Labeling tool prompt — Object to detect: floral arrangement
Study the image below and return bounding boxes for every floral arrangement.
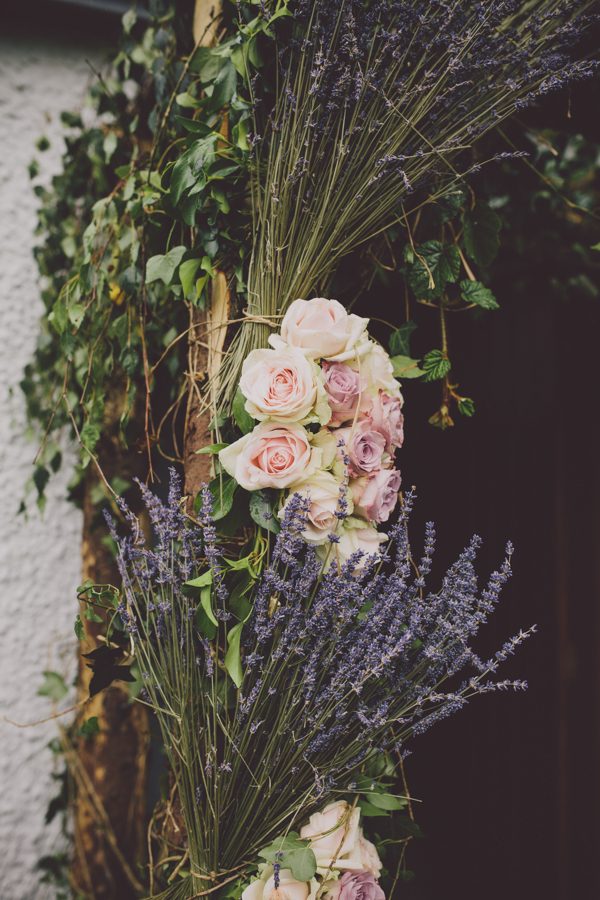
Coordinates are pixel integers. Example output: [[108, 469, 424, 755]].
[[242, 801, 384, 899], [91, 455, 534, 896], [55, 0, 597, 894], [218, 298, 404, 567]]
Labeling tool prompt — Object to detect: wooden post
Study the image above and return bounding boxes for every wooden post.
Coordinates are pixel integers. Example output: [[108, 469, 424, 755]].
[[71, 390, 149, 899], [184, 0, 230, 499]]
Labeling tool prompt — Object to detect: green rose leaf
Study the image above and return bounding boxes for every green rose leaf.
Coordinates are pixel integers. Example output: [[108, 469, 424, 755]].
[[363, 791, 408, 811], [390, 355, 424, 380], [421, 349, 451, 382], [209, 475, 237, 521], [259, 834, 317, 883], [249, 489, 281, 534], [146, 246, 187, 286], [232, 387, 255, 434], [459, 279, 499, 310], [458, 397, 476, 417], [224, 621, 244, 688]]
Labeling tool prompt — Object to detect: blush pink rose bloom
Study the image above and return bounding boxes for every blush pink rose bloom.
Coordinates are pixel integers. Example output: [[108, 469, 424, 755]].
[[240, 348, 329, 425], [336, 421, 387, 476], [351, 468, 401, 524], [219, 422, 317, 491], [360, 342, 399, 395], [357, 834, 383, 879], [322, 362, 364, 425], [281, 471, 351, 545], [242, 868, 310, 900], [270, 298, 369, 361], [364, 391, 404, 451]]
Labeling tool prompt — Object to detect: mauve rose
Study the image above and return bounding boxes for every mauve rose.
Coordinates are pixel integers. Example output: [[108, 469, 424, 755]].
[[323, 362, 363, 425], [364, 391, 404, 450], [351, 469, 401, 523], [219, 422, 318, 491], [336, 420, 387, 476], [270, 298, 369, 361], [338, 871, 385, 900], [240, 347, 328, 424]]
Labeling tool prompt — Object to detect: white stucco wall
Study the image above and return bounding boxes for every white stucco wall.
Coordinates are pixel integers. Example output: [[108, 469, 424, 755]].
[[0, 33, 105, 899]]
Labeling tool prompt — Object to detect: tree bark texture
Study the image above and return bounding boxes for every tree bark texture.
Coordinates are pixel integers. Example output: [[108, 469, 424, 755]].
[[71, 389, 149, 900]]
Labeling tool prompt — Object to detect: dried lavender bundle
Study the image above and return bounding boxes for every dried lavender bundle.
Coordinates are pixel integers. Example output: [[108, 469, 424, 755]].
[[106, 471, 533, 889], [217, 0, 596, 408]]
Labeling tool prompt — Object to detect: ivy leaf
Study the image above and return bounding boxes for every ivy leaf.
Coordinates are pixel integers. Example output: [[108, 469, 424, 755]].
[[389, 321, 417, 357], [421, 349, 451, 382], [463, 203, 501, 267], [169, 137, 216, 207], [232, 388, 255, 434], [146, 246, 186, 286], [408, 240, 461, 298], [82, 646, 135, 697], [207, 60, 238, 111], [209, 475, 237, 520], [259, 834, 317, 883], [79, 716, 100, 739], [74, 615, 84, 641], [459, 279, 499, 310], [38, 670, 68, 702], [179, 257, 203, 299], [390, 355, 423, 380], [249, 489, 281, 534]]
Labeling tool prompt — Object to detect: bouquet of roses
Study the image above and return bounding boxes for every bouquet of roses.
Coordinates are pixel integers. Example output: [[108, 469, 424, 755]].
[[242, 801, 385, 900], [218, 297, 404, 567]]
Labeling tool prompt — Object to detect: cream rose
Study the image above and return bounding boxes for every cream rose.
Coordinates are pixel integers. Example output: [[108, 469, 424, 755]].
[[318, 519, 388, 571], [242, 867, 310, 900], [300, 801, 361, 868], [219, 422, 319, 491], [282, 470, 352, 545], [240, 348, 330, 425], [270, 298, 369, 361], [358, 342, 400, 396]]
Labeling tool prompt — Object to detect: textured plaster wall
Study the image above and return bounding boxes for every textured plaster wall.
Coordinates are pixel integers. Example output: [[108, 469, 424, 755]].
[[0, 33, 104, 899]]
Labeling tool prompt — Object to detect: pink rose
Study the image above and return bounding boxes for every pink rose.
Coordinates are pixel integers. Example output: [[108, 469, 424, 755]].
[[364, 391, 404, 450], [240, 348, 330, 425], [336, 421, 387, 476], [351, 469, 401, 523], [338, 871, 385, 900], [323, 362, 364, 425], [270, 298, 369, 361], [219, 422, 318, 491], [281, 471, 351, 545]]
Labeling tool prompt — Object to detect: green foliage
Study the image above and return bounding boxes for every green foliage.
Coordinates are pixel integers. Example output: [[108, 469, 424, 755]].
[[38, 670, 69, 702], [258, 833, 317, 882]]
